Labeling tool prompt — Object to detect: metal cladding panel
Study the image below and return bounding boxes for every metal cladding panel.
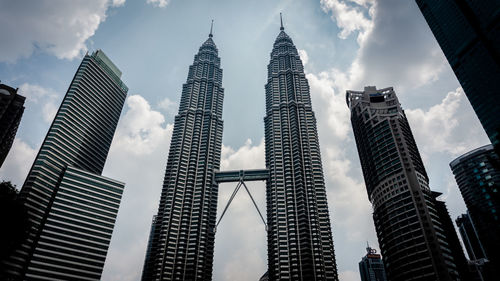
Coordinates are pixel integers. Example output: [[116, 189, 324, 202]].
[[26, 166, 124, 281], [264, 30, 338, 281], [1, 51, 127, 280], [143, 36, 224, 281]]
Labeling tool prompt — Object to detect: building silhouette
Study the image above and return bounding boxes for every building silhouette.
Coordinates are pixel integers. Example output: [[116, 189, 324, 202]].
[[456, 213, 487, 261], [141, 27, 224, 281], [415, 0, 500, 150], [0, 83, 25, 167], [347, 86, 459, 281], [263, 17, 338, 280], [450, 145, 500, 271], [456, 213, 490, 280], [432, 191, 473, 281], [0, 50, 128, 280], [358, 245, 387, 281]]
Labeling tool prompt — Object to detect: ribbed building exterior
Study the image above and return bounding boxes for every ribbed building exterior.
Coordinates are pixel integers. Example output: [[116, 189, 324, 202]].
[[450, 145, 500, 271], [347, 86, 459, 281], [263, 23, 338, 280], [415, 0, 500, 149], [358, 246, 387, 281], [0, 83, 25, 167], [0, 50, 127, 280], [141, 31, 224, 281]]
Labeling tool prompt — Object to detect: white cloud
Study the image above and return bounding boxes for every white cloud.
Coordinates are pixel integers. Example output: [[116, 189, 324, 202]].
[[147, 0, 170, 8], [0, 138, 38, 188], [320, 0, 375, 43], [298, 49, 309, 66], [320, 0, 447, 93], [157, 97, 177, 114], [112, 95, 173, 155], [112, 0, 126, 7], [101, 94, 173, 281], [0, 0, 124, 62], [215, 139, 267, 281], [18, 83, 59, 123], [406, 87, 487, 158]]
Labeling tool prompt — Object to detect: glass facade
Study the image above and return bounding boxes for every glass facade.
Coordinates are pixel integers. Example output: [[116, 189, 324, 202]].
[[450, 144, 500, 272], [1, 50, 127, 280]]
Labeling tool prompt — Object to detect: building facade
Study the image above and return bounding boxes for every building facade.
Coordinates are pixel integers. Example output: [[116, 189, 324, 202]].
[[415, 0, 500, 149], [456, 213, 491, 281], [0, 83, 25, 167], [450, 145, 500, 270], [358, 245, 387, 281], [0, 50, 127, 280], [347, 86, 459, 280], [141, 31, 224, 281], [456, 213, 486, 261], [263, 21, 338, 280]]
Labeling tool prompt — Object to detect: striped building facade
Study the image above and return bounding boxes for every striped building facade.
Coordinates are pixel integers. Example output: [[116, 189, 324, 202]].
[[263, 23, 339, 280], [141, 31, 224, 280], [1, 50, 127, 280]]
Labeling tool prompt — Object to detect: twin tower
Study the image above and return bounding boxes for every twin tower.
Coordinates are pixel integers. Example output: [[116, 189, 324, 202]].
[[141, 20, 339, 280]]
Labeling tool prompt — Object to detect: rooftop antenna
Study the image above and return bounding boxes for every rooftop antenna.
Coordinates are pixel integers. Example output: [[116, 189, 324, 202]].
[[280, 13, 284, 31], [209, 19, 214, 38]]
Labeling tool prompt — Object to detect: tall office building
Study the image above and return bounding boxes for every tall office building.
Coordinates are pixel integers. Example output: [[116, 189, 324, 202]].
[[0, 83, 25, 167], [415, 0, 500, 149], [0, 50, 127, 280], [450, 145, 500, 268], [456, 213, 491, 281], [263, 19, 338, 280], [347, 86, 459, 280], [432, 192, 472, 281], [141, 29, 224, 280], [456, 213, 486, 261], [358, 245, 387, 281]]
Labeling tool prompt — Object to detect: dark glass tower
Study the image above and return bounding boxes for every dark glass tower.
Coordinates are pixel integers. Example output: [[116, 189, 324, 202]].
[[0, 83, 25, 167], [358, 245, 387, 281], [142, 30, 224, 281], [263, 19, 338, 280], [450, 145, 500, 270], [0, 50, 127, 280], [347, 86, 459, 281], [456, 213, 487, 261], [415, 0, 500, 149]]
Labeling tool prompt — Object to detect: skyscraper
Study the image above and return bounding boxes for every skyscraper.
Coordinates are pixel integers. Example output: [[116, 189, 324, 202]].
[[0, 83, 25, 167], [415, 0, 500, 149], [347, 86, 459, 281], [450, 145, 500, 269], [0, 50, 127, 280], [263, 17, 338, 280], [142, 27, 224, 280], [358, 245, 387, 281], [456, 213, 487, 261], [456, 213, 490, 281]]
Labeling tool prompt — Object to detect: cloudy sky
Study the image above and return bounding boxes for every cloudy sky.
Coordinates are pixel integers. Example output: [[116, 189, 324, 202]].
[[0, 0, 490, 280]]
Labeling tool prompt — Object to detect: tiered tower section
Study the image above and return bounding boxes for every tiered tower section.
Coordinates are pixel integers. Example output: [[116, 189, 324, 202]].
[[264, 23, 338, 280], [142, 32, 224, 281]]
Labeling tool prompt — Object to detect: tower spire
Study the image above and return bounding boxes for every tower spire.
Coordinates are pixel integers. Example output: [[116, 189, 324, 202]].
[[280, 13, 284, 31], [209, 19, 214, 38]]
